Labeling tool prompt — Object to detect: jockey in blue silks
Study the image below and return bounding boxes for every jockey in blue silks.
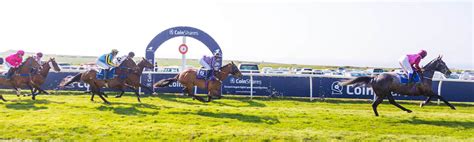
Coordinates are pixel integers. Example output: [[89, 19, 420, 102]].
[[96, 49, 119, 79]]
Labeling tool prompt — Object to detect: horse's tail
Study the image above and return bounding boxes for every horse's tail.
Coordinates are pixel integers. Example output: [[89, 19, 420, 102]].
[[340, 76, 373, 86], [153, 74, 179, 88], [59, 73, 82, 88]]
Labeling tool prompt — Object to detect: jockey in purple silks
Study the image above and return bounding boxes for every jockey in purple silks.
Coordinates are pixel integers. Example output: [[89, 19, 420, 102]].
[[398, 50, 427, 84], [199, 49, 222, 80], [33, 52, 44, 65]]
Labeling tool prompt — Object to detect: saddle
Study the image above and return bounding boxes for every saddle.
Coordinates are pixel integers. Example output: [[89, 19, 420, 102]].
[[196, 69, 213, 80], [96, 68, 116, 80], [399, 72, 421, 84]]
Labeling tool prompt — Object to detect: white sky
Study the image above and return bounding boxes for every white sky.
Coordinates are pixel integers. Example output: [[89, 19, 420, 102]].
[[0, 0, 472, 69]]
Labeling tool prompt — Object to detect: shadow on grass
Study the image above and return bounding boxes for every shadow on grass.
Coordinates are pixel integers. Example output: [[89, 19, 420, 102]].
[[155, 94, 208, 106], [111, 102, 166, 110], [170, 111, 280, 124], [4, 99, 58, 110], [398, 117, 474, 129], [96, 105, 159, 116], [211, 99, 266, 107]]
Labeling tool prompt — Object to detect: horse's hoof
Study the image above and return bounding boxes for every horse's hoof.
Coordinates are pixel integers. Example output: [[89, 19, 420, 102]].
[[105, 102, 111, 105], [406, 110, 413, 113], [115, 96, 121, 98], [419, 103, 424, 107], [451, 107, 456, 110]]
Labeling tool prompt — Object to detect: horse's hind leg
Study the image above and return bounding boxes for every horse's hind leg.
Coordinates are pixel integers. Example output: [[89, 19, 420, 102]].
[[94, 89, 110, 104], [115, 89, 125, 98], [372, 95, 384, 116], [90, 93, 95, 101], [187, 86, 206, 102], [420, 96, 432, 107], [0, 95, 7, 102], [387, 95, 412, 113], [182, 88, 189, 96], [207, 96, 212, 102]]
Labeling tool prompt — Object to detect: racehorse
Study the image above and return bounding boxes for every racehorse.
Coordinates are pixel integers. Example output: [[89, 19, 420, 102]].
[[0, 57, 42, 101], [59, 58, 138, 104], [154, 62, 243, 102], [340, 55, 455, 116], [113, 58, 154, 100], [27, 58, 61, 98]]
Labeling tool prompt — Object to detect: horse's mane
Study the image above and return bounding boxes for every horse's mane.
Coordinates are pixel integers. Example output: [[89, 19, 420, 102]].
[[18, 56, 33, 68], [219, 63, 232, 69], [119, 58, 136, 67], [422, 57, 439, 70]]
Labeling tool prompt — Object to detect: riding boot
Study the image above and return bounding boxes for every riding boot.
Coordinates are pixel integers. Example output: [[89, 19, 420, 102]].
[[407, 73, 414, 84], [103, 69, 109, 80], [5, 68, 14, 79]]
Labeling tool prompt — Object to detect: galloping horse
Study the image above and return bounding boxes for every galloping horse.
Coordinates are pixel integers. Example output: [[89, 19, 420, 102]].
[[154, 62, 243, 102], [0, 57, 42, 101], [27, 58, 61, 98], [59, 58, 138, 104], [341, 56, 455, 116], [114, 58, 154, 101]]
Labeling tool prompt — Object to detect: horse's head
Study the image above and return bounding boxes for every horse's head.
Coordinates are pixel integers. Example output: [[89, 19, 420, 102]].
[[138, 57, 154, 69], [49, 57, 61, 72], [425, 55, 451, 78], [221, 61, 243, 78]]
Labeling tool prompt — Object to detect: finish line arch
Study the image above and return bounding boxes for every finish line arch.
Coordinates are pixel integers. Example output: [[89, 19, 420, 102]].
[[145, 26, 223, 67]]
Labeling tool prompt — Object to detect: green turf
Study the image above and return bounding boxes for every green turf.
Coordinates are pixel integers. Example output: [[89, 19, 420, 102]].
[[0, 92, 473, 141]]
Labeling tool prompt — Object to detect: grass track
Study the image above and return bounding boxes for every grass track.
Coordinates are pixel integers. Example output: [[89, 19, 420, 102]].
[[0, 92, 473, 141]]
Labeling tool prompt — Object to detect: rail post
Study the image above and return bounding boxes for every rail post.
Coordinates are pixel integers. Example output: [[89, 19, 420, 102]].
[[310, 75, 313, 101], [250, 71, 253, 100], [437, 80, 443, 105]]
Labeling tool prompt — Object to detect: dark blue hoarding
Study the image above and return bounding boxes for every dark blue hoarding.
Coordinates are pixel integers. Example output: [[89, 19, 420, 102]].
[[1, 72, 473, 102]]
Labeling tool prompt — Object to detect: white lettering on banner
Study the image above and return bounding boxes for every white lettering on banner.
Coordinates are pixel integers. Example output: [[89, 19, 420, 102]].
[[223, 86, 268, 90], [331, 81, 404, 96], [66, 82, 90, 90], [346, 85, 374, 96], [168, 82, 184, 88], [168, 29, 199, 36], [229, 78, 262, 85], [147, 47, 154, 51]]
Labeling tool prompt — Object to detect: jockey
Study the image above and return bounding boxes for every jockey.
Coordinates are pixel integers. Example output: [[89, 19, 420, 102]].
[[33, 52, 44, 65], [398, 50, 427, 83], [96, 49, 119, 79], [200, 50, 222, 71], [199, 49, 222, 79], [113, 52, 135, 65], [3, 50, 25, 79]]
